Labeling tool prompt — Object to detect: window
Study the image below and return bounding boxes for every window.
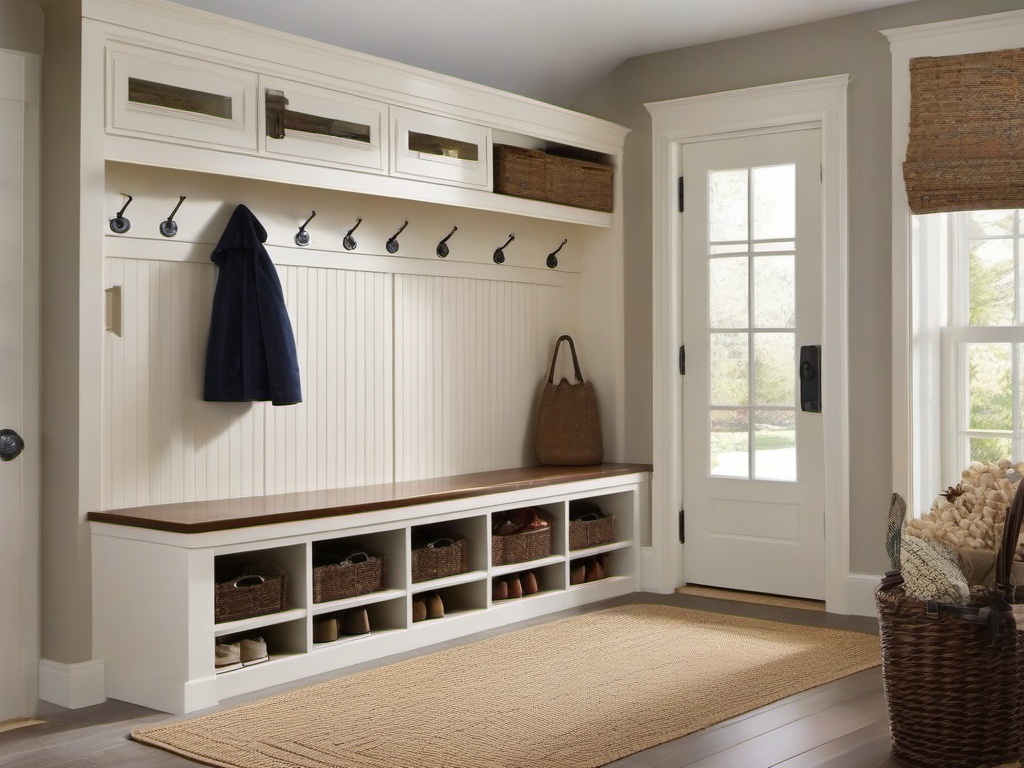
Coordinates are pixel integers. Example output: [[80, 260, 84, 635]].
[[934, 210, 1024, 480]]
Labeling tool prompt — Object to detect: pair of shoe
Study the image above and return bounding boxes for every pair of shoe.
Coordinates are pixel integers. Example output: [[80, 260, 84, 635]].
[[569, 555, 606, 585], [412, 592, 444, 622], [214, 636, 268, 673], [313, 607, 371, 643], [492, 570, 539, 600], [492, 507, 552, 537]]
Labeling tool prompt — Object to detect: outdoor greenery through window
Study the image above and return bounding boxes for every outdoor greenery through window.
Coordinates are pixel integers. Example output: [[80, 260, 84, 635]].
[[951, 209, 1024, 468]]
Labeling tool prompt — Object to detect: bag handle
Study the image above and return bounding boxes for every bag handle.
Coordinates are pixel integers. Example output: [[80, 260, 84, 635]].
[[547, 335, 584, 385]]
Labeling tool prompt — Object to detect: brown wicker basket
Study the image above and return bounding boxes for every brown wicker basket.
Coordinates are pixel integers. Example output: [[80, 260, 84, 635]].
[[411, 532, 469, 583], [492, 526, 552, 566], [312, 548, 386, 604], [876, 483, 1024, 768], [493, 144, 545, 201], [214, 560, 287, 623], [569, 513, 615, 551], [544, 154, 613, 212]]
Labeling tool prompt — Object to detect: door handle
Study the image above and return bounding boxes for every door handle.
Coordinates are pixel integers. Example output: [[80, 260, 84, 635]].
[[0, 428, 24, 461], [799, 345, 821, 413]]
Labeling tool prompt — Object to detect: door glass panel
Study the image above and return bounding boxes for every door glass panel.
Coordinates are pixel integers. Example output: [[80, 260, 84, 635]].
[[408, 131, 479, 161], [710, 333, 749, 405], [969, 238, 1014, 326], [709, 170, 748, 242], [711, 409, 749, 479], [753, 255, 795, 328], [967, 342, 1011, 430], [754, 333, 795, 405], [755, 409, 796, 481], [285, 111, 370, 143], [128, 78, 232, 119], [752, 164, 795, 240], [709, 258, 748, 328]]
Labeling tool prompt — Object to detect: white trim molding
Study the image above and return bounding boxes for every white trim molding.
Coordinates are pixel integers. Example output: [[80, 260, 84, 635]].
[[645, 75, 851, 612], [884, 10, 1024, 514], [38, 659, 105, 709]]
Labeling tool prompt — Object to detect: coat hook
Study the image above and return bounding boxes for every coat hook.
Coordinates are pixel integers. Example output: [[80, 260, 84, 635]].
[[436, 226, 458, 258], [159, 195, 187, 238], [295, 210, 316, 246], [546, 238, 567, 269], [109, 194, 133, 234], [343, 217, 362, 251], [386, 220, 408, 254], [493, 233, 515, 264]]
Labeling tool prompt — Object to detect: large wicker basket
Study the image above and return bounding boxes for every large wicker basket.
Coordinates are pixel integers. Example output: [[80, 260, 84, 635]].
[[214, 560, 287, 623], [411, 531, 469, 583], [569, 510, 615, 551], [493, 144, 613, 212], [492, 526, 552, 566], [876, 483, 1024, 768], [312, 548, 386, 604]]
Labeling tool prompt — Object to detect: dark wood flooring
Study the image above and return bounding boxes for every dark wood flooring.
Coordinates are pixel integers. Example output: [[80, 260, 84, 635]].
[[0, 592, 898, 768]]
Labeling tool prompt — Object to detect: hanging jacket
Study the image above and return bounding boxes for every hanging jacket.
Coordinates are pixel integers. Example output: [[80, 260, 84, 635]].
[[203, 204, 302, 406]]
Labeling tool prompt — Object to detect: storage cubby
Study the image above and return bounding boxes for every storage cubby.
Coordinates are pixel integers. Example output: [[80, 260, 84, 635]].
[[411, 515, 488, 583], [412, 579, 488, 625], [491, 561, 564, 605], [490, 502, 564, 569], [213, 544, 307, 626], [311, 527, 406, 604], [214, 617, 307, 669], [311, 596, 406, 649]]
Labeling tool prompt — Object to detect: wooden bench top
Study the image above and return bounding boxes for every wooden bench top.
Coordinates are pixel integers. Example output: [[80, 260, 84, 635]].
[[88, 463, 652, 534]]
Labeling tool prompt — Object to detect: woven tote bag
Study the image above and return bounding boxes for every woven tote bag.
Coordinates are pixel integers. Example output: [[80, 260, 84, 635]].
[[876, 483, 1024, 768], [534, 335, 603, 466]]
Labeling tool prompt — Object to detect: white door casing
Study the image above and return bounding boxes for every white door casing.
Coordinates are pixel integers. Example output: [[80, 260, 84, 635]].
[[0, 48, 41, 720], [681, 128, 825, 598], [646, 75, 850, 612]]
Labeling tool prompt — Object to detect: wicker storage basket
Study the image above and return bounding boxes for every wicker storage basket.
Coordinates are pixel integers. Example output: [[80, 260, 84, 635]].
[[876, 483, 1024, 768], [544, 154, 613, 213], [492, 526, 552, 566], [411, 532, 469, 583], [214, 560, 287, 623], [312, 548, 386, 604], [493, 144, 546, 201], [569, 513, 615, 551]]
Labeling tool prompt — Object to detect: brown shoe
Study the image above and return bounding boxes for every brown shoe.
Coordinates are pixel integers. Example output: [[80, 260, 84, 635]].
[[585, 556, 605, 582], [342, 607, 370, 635], [521, 570, 539, 595], [569, 561, 586, 585], [412, 597, 427, 622], [505, 574, 523, 599], [425, 592, 444, 619], [313, 615, 339, 643], [493, 578, 509, 601]]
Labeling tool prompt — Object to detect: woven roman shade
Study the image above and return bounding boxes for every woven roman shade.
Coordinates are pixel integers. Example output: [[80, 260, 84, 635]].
[[903, 48, 1024, 215]]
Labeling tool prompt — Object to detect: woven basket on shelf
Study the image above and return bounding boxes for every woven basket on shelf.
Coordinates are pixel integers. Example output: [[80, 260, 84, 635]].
[[492, 526, 552, 566], [214, 560, 287, 623], [876, 483, 1024, 768], [411, 532, 469, 583], [493, 144, 546, 201], [569, 513, 615, 551], [312, 548, 386, 604], [544, 154, 613, 213]]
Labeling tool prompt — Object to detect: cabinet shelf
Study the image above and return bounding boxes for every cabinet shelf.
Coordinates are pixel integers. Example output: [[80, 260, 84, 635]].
[[568, 540, 634, 559], [213, 608, 307, 636], [310, 588, 406, 616], [409, 607, 488, 628], [491, 554, 564, 577], [410, 569, 488, 591], [312, 627, 405, 651]]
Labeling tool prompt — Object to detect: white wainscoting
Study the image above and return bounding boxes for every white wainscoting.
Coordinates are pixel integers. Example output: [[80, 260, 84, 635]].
[[102, 258, 569, 508]]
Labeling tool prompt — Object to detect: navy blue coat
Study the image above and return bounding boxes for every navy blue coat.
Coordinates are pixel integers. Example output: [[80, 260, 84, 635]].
[[203, 204, 302, 406]]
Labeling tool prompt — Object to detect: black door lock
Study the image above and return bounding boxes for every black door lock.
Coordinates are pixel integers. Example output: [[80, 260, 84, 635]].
[[799, 345, 821, 413]]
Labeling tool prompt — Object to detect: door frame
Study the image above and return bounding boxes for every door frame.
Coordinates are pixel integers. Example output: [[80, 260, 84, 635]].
[[645, 75, 850, 612]]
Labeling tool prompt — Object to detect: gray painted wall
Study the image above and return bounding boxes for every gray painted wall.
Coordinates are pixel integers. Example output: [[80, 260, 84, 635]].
[[572, 0, 1024, 576], [0, 0, 43, 55]]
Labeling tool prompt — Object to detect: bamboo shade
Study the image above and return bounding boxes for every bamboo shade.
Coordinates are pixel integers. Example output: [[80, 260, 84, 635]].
[[904, 48, 1024, 214]]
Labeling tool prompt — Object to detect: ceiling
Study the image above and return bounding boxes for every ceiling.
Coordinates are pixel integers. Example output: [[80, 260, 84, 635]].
[[170, 0, 917, 107]]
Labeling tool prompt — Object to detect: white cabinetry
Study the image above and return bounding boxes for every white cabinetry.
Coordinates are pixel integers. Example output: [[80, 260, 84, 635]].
[[391, 107, 491, 189], [91, 468, 648, 714]]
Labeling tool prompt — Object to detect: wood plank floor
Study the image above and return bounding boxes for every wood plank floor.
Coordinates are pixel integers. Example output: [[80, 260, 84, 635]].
[[0, 592, 899, 768]]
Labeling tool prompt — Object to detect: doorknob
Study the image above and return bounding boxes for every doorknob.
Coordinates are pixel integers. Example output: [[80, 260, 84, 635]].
[[0, 428, 25, 461]]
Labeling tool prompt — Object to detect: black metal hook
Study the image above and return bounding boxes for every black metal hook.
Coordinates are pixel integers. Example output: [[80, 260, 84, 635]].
[[109, 194, 133, 234], [493, 233, 515, 264], [159, 195, 187, 238], [436, 226, 457, 258], [343, 218, 362, 251], [386, 220, 408, 254], [295, 211, 316, 246], [546, 238, 567, 269]]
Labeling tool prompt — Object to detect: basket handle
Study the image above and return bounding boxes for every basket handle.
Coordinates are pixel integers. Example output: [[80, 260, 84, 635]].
[[426, 537, 453, 549], [232, 574, 266, 589], [547, 335, 585, 384], [577, 512, 602, 522], [344, 552, 369, 564]]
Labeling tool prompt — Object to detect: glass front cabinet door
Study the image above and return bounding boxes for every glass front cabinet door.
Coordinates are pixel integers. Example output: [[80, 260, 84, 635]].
[[391, 107, 491, 190]]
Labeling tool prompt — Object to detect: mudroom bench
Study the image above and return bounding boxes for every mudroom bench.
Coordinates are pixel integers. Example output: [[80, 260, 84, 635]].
[[88, 463, 650, 714]]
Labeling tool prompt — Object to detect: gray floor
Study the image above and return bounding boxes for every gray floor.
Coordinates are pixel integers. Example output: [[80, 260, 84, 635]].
[[0, 592, 899, 768]]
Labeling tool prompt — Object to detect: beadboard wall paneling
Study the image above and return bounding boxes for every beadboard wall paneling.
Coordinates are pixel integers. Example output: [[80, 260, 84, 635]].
[[102, 258, 393, 508], [393, 274, 565, 481]]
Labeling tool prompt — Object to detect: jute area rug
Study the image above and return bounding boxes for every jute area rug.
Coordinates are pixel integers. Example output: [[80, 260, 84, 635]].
[[675, 584, 827, 612], [133, 603, 880, 768]]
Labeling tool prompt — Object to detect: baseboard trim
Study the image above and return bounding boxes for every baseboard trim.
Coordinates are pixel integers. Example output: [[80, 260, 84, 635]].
[[845, 573, 881, 617], [38, 659, 105, 709]]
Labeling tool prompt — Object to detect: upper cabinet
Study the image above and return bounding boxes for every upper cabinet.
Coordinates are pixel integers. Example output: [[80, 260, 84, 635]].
[[391, 108, 490, 190]]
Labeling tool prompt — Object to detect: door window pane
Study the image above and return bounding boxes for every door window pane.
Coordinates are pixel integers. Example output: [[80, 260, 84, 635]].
[[709, 258, 748, 328], [710, 333, 749, 405], [754, 333, 795, 406], [752, 164, 795, 240], [711, 409, 749, 478], [753, 255, 795, 328], [709, 170, 748, 242], [967, 343, 1012, 430], [755, 409, 796, 481]]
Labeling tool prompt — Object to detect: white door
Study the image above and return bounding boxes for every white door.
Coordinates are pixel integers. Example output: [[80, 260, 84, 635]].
[[0, 50, 38, 720], [681, 128, 825, 599]]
